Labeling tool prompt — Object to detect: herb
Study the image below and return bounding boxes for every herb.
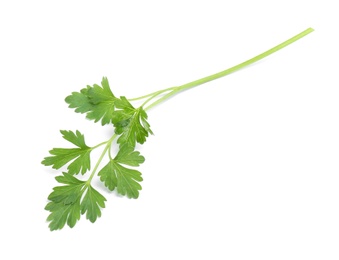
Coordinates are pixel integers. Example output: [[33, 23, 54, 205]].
[[42, 28, 314, 230]]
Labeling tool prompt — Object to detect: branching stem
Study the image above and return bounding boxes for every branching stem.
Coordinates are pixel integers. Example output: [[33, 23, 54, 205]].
[[128, 87, 177, 101], [86, 134, 117, 185], [141, 27, 314, 111]]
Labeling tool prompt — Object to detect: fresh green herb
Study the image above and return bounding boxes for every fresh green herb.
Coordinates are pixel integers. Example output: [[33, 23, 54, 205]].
[[42, 28, 314, 230]]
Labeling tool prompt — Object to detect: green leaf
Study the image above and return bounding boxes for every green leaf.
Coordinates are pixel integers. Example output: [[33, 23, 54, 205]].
[[114, 143, 145, 166], [64, 87, 93, 114], [81, 186, 106, 223], [45, 173, 106, 230], [42, 130, 92, 175], [87, 77, 114, 104], [45, 173, 85, 231], [99, 162, 143, 198], [98, 161, 118, 192], [45, 200, 81, 231], [98, 145, 144, 198], [48, 174, 85, 204], [65, 77, 117, 125], [112, 97, 153, 148], [55, 171, 86, 185], [61, 129, 88, 147]]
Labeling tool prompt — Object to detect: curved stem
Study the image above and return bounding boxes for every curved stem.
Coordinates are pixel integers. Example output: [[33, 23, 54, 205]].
[[86, 134, 117, 185], [141, 95, 158, 107], [108, 143, 113, 161], [144, 27, 314, 111], [140, 88, 173, 107], [91, 140, 108, 149], [144, 87, 181, 111], [128, 86, 177, 101]]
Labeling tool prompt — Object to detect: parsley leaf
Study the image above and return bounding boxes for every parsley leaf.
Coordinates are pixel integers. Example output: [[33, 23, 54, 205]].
[[98, 144, 144, 198], [63, 87, 93, 114], [65, 77, 117, 125], [47, 172, 85, 204], [112, 97, 153, 148], [114, 143, 145, 166], [45, 173, 85, 231], [45, 200, 82, 231], [45, 173, 106, 231], [81, 185, 106, 223], [42, 130, 91, 175]]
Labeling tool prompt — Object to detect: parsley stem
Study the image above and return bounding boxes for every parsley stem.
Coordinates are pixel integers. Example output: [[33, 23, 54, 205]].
[[86, 134, 117, 185], [128, 87, 176, 101], [140, 89, 172, 107], [144, 27, 314, 111], [92, 140, 108, 149]]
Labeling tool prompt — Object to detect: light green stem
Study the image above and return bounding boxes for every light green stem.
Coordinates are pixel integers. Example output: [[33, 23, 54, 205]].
[[92, 140, 108, 149], [86, 134, 117, 185], [128, 87, 177, 101], [144, 27, 314, 111]]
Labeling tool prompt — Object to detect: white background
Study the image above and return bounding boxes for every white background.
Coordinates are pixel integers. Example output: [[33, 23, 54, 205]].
[[0, 0, 338, 259]]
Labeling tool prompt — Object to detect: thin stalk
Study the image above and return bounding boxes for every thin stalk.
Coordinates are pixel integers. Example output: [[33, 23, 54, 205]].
[[140, 88, 173, 107], [145, 27, 314, 111], [128, 86, 177, 101], [86, 134, 116, 185], [141, 94, 158, 107], [92, 140, 108, 149]]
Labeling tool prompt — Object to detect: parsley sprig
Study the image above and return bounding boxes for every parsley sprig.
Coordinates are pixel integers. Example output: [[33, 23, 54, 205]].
[[42, 28, 314, 230]]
